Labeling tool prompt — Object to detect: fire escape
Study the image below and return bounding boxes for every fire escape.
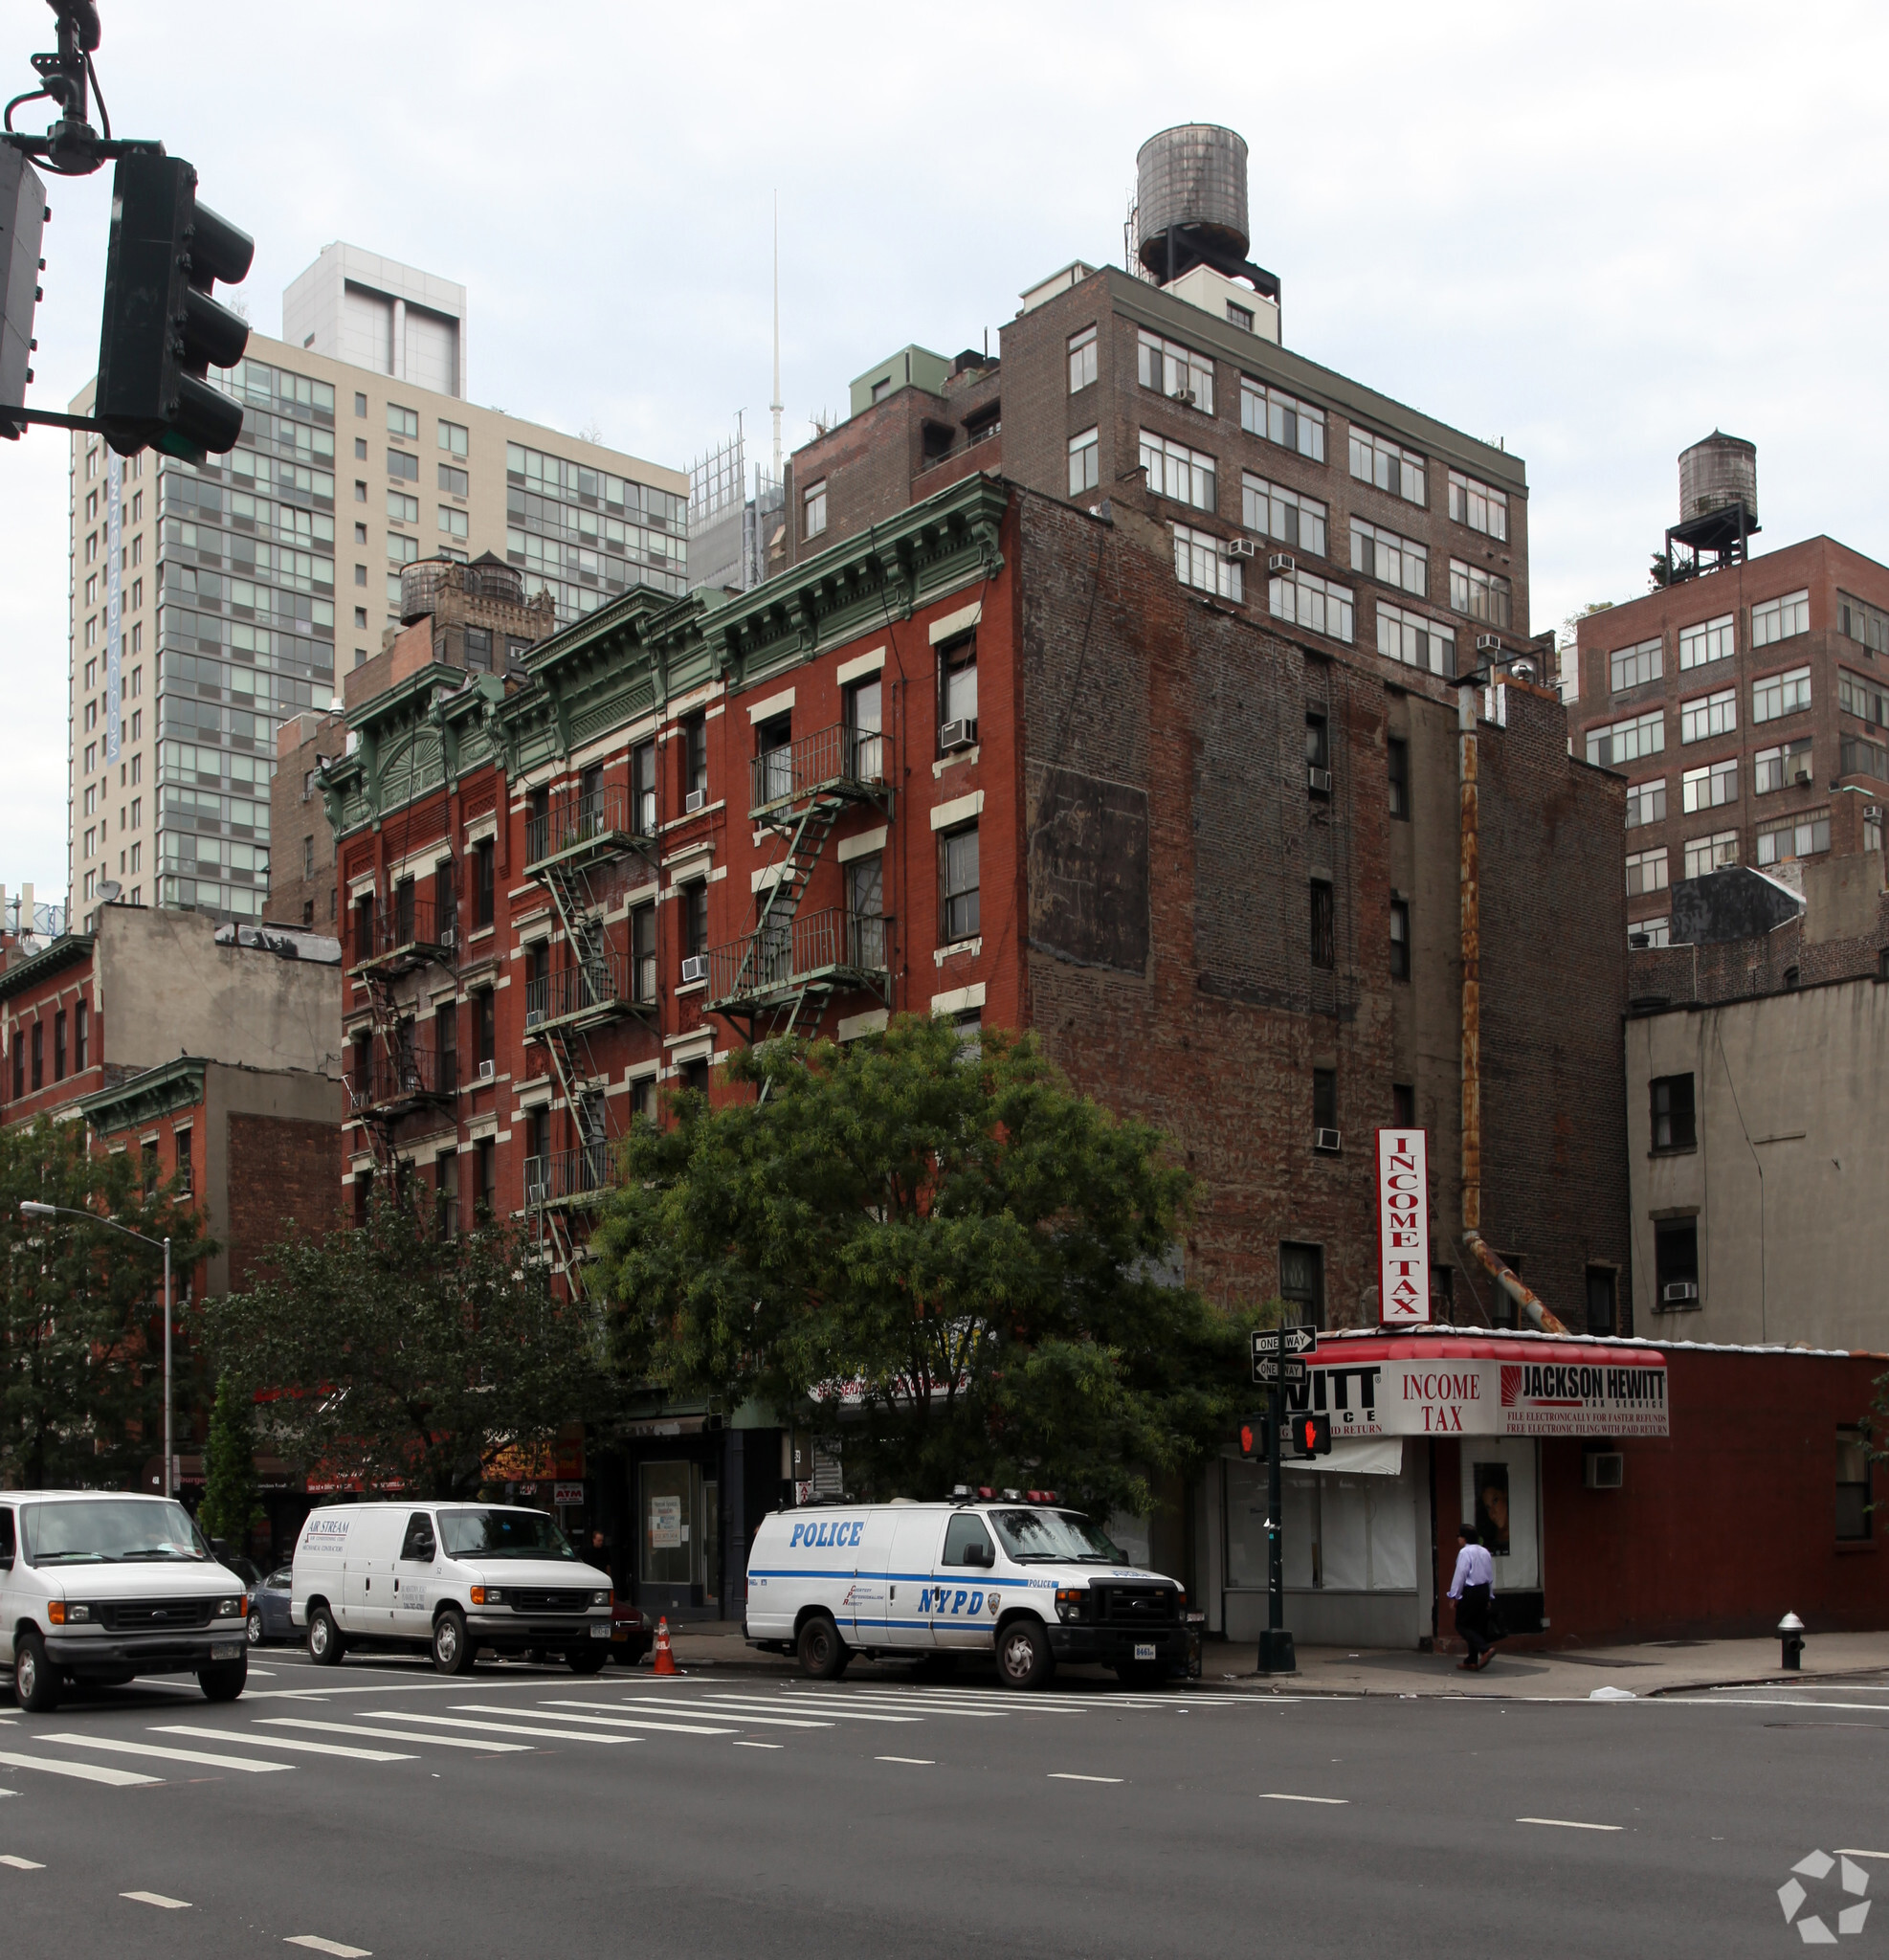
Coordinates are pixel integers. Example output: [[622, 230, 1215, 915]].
[[521, 783, 655, 1291], [707, 723, 895, 1070], [345, 876, 457, 1179]]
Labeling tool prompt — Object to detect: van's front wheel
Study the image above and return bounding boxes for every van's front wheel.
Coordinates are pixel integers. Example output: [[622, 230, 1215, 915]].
[[433, 1609, 476, 1676], [996, 1616, 1055, 1690], [13, 1631, 59, 1713], [797, 1613, 850, 1680], [198, 1658, 247, 1703]]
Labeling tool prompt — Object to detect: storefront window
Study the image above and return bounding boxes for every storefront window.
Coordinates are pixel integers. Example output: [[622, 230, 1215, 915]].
[[639, 1460, 694, 1588]]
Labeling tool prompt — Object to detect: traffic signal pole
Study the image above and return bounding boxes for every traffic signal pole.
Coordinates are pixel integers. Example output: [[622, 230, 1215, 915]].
[[1264, 1370, 1291, 1673]]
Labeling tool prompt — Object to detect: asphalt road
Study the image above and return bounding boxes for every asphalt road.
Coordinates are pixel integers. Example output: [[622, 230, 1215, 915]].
[[0, 1646, 1883, 1957]]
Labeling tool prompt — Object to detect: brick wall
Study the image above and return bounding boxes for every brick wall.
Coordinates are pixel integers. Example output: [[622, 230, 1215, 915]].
[[226, 1112, 343, 1287]]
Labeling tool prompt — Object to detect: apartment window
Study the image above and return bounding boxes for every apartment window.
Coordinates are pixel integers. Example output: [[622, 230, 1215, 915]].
[[474, 988, 496, 1070], [1270, 567, 1353, 643], [1683, 830, 1738, 879], [1839, 591, 1889, 656], [1587, 709, 1665, 769], [475, 1137, 495, 1221], [1305, 712, 1330, 778], [354, 478, 367, 500], [31, 1021, 42, 1090], [1068, 427, 1100, 496], [1679, 757, 1737, 813], [678, 880, 708, 967], [1447, 469, 1508, 541], [1752, 665, 1811, 724], [1625, 846, 1669, 896], [438, 505, 469, 540], [1655, 1217, 1699, 1304], [167, 1125, 190, 1197], [803, 479, 827, 540], [1837, 1430, 1872, 1543], [632, 903, 657, 1005], [1626, 778, 1667, 828], [683, 712, 708, 799], [1610, 637, 1662, 693], [1240, 378, 1326, 461], [1172, 523, 1243, 602], [1867, 809, 1885, 855], [941, 824, 980, 943], [1309, 880, 1335, 969], [434, 1154, 458, 1241], [1839, 667, 1889, 727], [470, 836, 494, 930], [354, 607, 368, 630], [388, 450, 419, 483], [1585, 1267, 1617, 1337], [1387, 737, 1410, 818], [1243, 475, 1327, 557], [1067, 323, 1097, 393], [463, 625, 492, 672], [388, 403, 419, 439], [389, 534, 420, 566], [1278, 1242, 1325, 1330], [430, 999, 456, 1097], [83, 657, 96, 689], [73, 1000, 87, 1072], [1137, 329, 1214, 413], [1678, 613, 1734, 671], [1840, 732, 1889, 780], [1392, 1082, 1416, 1127], [129, 709, 140, 741], [1389, 899, 1411, 979], [681, 1058, 711, 1098], [1348, 427, 1427, 505], [301, 835, 314, 880], [437, 418, 469, 457], [439, 463, 469, 499], [388, 488, 418, 524], [871, 377, 892, 405], [1449, 558, 1511, 628], [1312, 1068, 1338, 1138], [1139, 431, 1217, 511], [1750, 588, 1810, 648], [11, 1033, 19, 1100], [53, 1011, 66, 1082], [631, 1076, 656, 1125], [1756, 809, 1830, 865], [1351, 519, 1428, 597], [1651, 1073, 1696, 1151], [847, 853, 885, 969], [629, 739, 657, 835], [1753, 741, 1813, 795], [1680, 687, 1737, 744]]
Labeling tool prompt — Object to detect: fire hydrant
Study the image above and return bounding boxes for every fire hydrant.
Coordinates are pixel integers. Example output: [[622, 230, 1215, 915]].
[[1778, 1611, 1805, 1672]]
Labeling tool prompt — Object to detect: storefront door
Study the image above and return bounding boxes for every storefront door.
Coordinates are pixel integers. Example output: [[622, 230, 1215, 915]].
[[640, 1460, 697, 1612], [1461, 1438, 1540, 1592]]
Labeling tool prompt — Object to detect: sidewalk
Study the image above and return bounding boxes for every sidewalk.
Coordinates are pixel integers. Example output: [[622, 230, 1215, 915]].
[[652, 1620, 1889, 1699]]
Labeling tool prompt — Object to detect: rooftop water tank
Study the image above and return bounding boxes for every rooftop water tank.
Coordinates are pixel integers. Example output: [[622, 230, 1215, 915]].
[[1679, 432, 1758, 528], [1136, 124, 1250, 282]]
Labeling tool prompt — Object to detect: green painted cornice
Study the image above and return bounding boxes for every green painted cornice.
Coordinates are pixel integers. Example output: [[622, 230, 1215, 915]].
[[81, 1055, 208, 1136]]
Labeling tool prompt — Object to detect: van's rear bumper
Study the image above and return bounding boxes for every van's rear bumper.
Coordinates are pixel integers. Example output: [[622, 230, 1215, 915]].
[[46, 1630, 241, 1673], [1045, 1623, 1189, 1668]]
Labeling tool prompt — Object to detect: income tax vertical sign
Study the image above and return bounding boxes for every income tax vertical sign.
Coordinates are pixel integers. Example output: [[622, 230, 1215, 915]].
[[1375, 1127, 1431, 1324]]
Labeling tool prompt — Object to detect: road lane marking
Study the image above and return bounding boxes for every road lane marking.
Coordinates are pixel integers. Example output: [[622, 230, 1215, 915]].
[[1260, 1793, 1348, 1805], [1049, 1772, 1122, 1784], [153, 1726, 415, 1763], [701, 1697, 922, 1725], [354, 1711, 626, 1745], [122, 1890, 191, 1908], [286, 1938, 371, 1957], [41, 1733, 292, 1773], [877, 1756, 935, 1765], [732, 1741, 783, 1750], [1678, 1699, 1889, 1713], [0, 1855, 45, 1869], [258, 1718, 530, 1753], [574, 1700, 830, 1730], [0, 1749, 160, 1788], [1517, 1817, 1622, 1832], [1837, 1850, 1889, 1860]]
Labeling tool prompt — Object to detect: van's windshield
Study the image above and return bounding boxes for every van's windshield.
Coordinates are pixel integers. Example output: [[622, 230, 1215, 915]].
[[22, 1500, 210, 1566], [987, 1509, 1125, 1565], [437, 1508, 575, 1562]]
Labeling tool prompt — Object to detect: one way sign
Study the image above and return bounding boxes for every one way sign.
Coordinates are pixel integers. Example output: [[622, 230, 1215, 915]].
[[1254, 1357, 1308, 1385], [1251, 1325, 1319, 1362]]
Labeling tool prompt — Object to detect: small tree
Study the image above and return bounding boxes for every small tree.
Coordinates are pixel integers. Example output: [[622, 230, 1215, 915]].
[[196, 1373, 263, 1550], [208, 1191, 604, 1499], [590, 1016, 1261, 1519]]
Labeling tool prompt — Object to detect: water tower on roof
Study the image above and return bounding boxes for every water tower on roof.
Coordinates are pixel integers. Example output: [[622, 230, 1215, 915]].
[[1666, 431, 1760, 577], [1135, 124, 1280, 305]]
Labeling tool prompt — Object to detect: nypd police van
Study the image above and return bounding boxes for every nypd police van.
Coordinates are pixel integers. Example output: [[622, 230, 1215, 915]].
[[744, 1498, 1187, 1688]]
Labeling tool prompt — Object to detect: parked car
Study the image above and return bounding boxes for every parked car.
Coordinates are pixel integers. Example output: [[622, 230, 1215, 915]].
[[248, 1565, 295, 1646], [611, 1598, 652, 1665]]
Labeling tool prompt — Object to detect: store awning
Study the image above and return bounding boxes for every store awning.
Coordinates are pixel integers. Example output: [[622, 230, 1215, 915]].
[[1287, 1330, 1669, 1442]]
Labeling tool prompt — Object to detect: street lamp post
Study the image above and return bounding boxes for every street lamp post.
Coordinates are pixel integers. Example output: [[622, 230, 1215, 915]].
[[19, 1201, 173, 1499]]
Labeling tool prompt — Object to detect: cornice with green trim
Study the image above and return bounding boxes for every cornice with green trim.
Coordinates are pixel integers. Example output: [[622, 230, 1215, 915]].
[[81, 1055, 208, 1136]]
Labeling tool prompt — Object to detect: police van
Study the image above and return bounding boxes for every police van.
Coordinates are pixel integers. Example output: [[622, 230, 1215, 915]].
[[744, 1497, 1187, 1688], [291, 1502, 614, 1674]]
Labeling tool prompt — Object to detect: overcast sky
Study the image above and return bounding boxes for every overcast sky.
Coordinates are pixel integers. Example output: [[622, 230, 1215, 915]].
[[4, 0, 1885, 908]]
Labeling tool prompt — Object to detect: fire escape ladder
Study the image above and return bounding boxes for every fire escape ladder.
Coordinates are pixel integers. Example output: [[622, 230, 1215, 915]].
[[740, 791, 846, 993]]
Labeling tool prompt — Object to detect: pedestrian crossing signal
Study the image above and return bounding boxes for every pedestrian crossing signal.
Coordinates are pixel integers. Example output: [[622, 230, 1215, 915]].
[[1237, 1414, 1269, 1460], [1288, 1414, 1332, 1459]]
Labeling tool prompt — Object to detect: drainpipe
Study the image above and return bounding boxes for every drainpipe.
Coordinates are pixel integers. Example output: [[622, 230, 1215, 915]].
[[1457, 678, 1567, 1336]]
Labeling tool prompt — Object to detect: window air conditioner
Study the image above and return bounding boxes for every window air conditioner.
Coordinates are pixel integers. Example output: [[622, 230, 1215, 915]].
[[523, 1007, 544, 1031], [680, 954, 709, 985], [1307, 767, 1333, 793], [684, 789, 707, 814], [1790, 763, 1812, 785], [440, 925, 455, 949], [1221, 537, 1256, 560], [526, 1184, 548, 1206], [478, 1058, 495, 1081], [1268, 552, 1296, 575], [1583, 1451, 1625, 1491], [1314, 1126, 1343, 1153], [1661, 1280, 1700, 1305], [1169, 388, 1196, 407], [1476, 633, 1503, 655], [940, 718, 978, 752]]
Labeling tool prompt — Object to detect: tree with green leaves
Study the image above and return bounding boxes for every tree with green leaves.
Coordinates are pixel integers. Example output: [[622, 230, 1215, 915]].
[[0, 1118, 208, 1490], [207, 1192, 605, 1500], [590, 1016, 1261, 1520], [196, 1372, 264, 1549]]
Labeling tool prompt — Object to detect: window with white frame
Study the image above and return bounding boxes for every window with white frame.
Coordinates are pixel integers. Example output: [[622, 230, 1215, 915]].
[[1752, 665, 1811, 724], [1376, 602, 1453, 676], [1068, 427, 1100, 496], [1631, 916, 1671, 947], [803, 478, 828, 540], [1866, 808, 1884, 854], [1447, 469, 1508, 541], [1678, 612, 1734, 670], [1680, 757, 1738, 813], [1140, 431, 1217, 511], [1683, 831, 1739, 879], [1756, 809, 1830, 865], [1625, 778, 1667, 828], [1270, 568, 1354, 643], [1239, 379, 1326, 461], [1348, 427, 1427, 505], [1750, 588, 1810, 648], [1587, 709, 1665, 768], [1171, 523, 1242, 602], [1449, 559, 1511, 628], [1067, 324, 1097, 394], [1137, 330, 1214, 413], [1243, 474, 1326, 556], [1350, 519, 1428, 597], [1625, 846, 1669, 896], [1610, 637, 1662, 693], [1753, 740, 1813, 794], [1680, 687, 1737, 744], [1839, 667, 1889, 728]]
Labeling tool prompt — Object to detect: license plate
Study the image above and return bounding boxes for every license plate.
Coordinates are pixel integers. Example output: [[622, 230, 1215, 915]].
[[1134, 1642, 1156, 1661], [589, 1622, 611, 1639], [211, 1642, 242, 1661]]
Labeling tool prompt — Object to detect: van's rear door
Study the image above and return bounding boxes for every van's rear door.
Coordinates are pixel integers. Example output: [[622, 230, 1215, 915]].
[[881, 1510, 945, 1652]]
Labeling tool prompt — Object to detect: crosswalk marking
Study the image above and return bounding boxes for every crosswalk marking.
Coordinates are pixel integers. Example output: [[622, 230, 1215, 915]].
[[153, 1726, 416, 1764], [40, 1733, 292, 1774], [258, 1717, 532, 1754], [543, 1699, 813, 1731], [285, 1937, 372, 1957], [699, 1696, 922, 1726], [0, 1749, 160, 1788], [473, 1704, 740, 1737], [122, 1889, 191, 1908], [0, 1854, 46, 1869], [354, 1711, 628, 1745]]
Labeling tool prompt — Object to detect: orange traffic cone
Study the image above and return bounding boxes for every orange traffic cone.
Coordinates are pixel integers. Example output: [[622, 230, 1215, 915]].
[[652, 1615, 678, 1676]]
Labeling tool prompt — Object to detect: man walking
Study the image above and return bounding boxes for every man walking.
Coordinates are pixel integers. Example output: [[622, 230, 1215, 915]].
[[1448, 1524, 1498, 1670]]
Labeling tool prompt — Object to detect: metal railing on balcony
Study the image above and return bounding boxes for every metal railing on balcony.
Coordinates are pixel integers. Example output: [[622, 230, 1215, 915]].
[[524, 784, 647, 867], [523, 1143, 617, 1208], [522, 950, 632, 1032], [707, 907, 891, 1007], [749, 724, 886, 816], [344, 1037, 450, 1111], [353, 891, 456, 969]]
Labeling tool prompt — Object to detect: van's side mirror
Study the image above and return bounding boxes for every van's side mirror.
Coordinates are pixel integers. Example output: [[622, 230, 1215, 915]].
[[971, 1542, 993, 1568]]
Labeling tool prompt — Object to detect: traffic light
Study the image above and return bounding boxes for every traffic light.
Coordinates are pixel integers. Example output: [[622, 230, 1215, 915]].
[[0, 146, 47, 437], [95, 153, 252, 462], [1287, 1413, 1332, 1460], [1237, 1414, 1269, 1460]]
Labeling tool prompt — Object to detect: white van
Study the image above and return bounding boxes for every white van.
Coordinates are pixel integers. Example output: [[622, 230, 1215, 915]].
[[744, 1500, 1188, 1689], [291, 1502, 614, 1674], [0, 1491, 252, 1712]]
